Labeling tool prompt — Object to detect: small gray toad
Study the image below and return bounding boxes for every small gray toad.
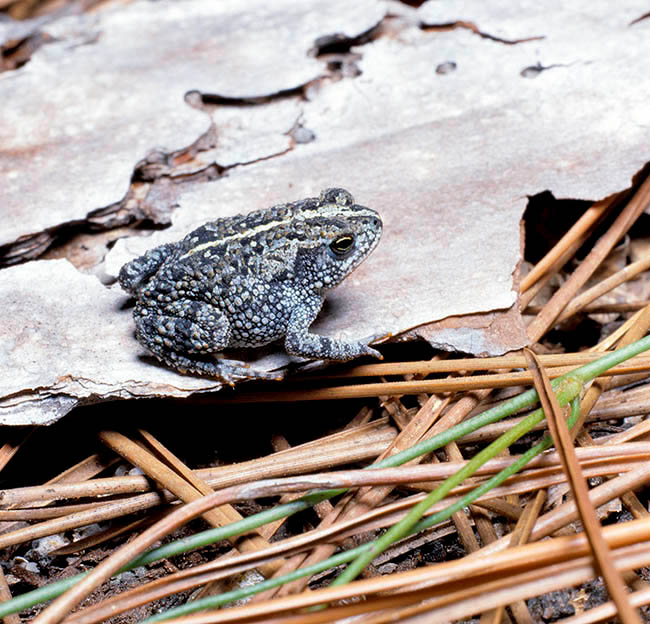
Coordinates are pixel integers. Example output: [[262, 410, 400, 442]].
[[119, 188, 383, 382]]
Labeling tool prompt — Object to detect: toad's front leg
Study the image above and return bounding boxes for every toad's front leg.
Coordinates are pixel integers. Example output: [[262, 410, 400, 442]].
[[284, 296, 382, 362]]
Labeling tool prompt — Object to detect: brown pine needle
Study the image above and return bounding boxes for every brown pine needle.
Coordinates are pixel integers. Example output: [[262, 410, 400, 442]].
[[210, 359, 650, 402], [500, 491, 546, 624], [43, 459, 650, 624], [0, 419, 396, 507], [0, 428, 32, 473], [3, 444, 648, 523], [99, 430, 281, 577], [526, 174, 650, 341], [305, 351, 644, 379], [274, 390, 452, 599], [520, 198, 611, 294], [524, 348, 640, 624], [2, 445, 649, 554], [120, 519, 650, 623], [0, 566, 20, 624], [524, 300, 650, 315], [557, 253, 650, 323], [577, 303, 650, 436]]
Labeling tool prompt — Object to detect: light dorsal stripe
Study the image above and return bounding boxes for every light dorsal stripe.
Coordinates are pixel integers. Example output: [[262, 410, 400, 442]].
[[179, 205, 377, 260]]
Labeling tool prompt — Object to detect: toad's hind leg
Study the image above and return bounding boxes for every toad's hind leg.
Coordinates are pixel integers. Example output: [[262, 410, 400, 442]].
[[133, 301, 276, 382]]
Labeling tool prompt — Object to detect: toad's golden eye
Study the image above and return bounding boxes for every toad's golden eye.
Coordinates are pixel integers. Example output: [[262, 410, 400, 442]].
[[329, 235, 355, 256]]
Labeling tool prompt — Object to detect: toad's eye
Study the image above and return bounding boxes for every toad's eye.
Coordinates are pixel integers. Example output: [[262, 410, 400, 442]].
[[329, 235, 355, 256]]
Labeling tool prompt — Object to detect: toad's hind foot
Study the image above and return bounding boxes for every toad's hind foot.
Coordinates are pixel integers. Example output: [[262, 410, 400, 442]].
[[158, 351, 282, 384]]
